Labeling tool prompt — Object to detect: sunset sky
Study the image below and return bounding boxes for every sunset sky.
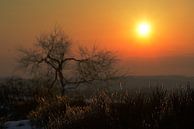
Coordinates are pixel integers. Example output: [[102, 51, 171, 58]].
[[1, 0, 194, 76]]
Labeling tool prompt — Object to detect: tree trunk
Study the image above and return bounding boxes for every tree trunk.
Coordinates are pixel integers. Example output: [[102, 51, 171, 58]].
[[58, 71, 65, 95]]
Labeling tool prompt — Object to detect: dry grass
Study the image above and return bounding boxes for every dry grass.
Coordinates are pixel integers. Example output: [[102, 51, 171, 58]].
[[27, 86, 194, 129]]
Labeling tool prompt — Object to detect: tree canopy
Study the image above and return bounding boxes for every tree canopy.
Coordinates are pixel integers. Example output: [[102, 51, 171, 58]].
[[18, 28, 117, 95]]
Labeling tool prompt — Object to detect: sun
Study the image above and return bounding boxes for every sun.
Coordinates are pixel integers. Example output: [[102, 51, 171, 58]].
[[136, 22, 151, 38]]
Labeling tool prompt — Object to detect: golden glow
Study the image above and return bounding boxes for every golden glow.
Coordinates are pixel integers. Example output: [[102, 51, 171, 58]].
[[137, 22, 151, 38]]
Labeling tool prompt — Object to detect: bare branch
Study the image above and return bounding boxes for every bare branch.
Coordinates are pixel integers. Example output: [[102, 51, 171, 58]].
[[18, 27, 119, 95]]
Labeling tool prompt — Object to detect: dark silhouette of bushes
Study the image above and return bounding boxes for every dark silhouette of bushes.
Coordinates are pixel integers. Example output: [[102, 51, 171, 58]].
[[1, 78, 194, 129], [28, 86, 194, 129], [0, 77, 51, 120]]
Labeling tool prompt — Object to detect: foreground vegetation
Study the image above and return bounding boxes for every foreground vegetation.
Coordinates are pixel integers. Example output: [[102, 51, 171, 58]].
[[1, 78, 194, 129]]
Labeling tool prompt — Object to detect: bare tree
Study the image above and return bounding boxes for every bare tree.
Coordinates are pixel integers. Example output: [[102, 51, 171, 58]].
[[18, 28, 117, 95]]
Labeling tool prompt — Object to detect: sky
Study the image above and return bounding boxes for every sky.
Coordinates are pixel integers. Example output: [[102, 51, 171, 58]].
[[1, 0, 194, 76]]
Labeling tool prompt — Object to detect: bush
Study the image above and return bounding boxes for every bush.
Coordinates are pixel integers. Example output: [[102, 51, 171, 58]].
[[29, 87, 194, 129], [29, 96, 69, 128], [0, 77, 57, 120]]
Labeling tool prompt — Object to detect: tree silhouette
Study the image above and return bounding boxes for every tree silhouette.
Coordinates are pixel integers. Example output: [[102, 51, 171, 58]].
[[18, 28, 117, 95]]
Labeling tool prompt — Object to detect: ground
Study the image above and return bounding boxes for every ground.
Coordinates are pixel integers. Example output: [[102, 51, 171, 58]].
[[4, 120, 37, 129]]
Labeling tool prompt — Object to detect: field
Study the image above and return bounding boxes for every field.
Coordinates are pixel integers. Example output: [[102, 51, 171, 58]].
[[1, 76, 194, 129]]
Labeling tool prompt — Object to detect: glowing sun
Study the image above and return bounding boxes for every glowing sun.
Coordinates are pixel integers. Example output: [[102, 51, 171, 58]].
[[136, 22, 151, 38]]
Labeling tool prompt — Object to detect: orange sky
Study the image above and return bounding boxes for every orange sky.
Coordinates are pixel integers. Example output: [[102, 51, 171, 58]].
[[1, 0, 194, 76]]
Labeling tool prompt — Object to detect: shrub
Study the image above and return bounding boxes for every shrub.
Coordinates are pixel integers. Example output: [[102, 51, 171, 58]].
[[28, 87, 194, 129], [29, 96, 69, 128]]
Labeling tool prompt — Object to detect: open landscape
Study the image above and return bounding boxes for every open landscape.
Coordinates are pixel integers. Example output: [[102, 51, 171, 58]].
[[1, 0, 194, 129]]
